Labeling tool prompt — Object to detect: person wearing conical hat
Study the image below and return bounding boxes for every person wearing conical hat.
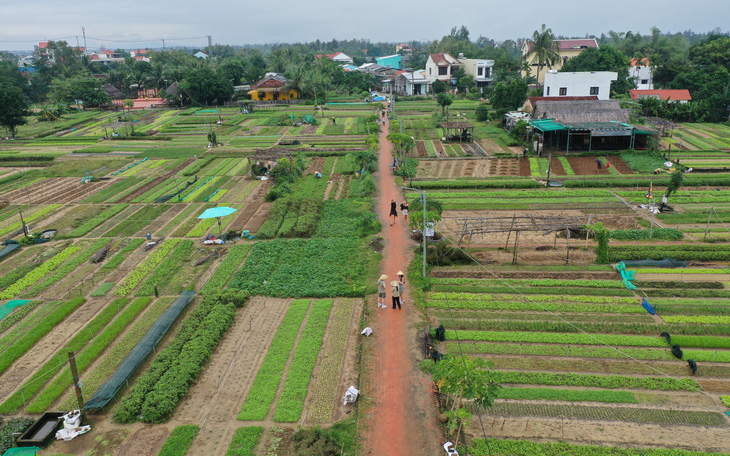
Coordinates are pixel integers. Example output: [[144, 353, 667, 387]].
[[377, 274, 387, 308], [390, 280, 401, 309], [397, 271, 405, 306]]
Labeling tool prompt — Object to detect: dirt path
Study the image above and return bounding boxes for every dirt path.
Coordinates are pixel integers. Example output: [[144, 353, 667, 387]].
[[360, 118, 442, 455]]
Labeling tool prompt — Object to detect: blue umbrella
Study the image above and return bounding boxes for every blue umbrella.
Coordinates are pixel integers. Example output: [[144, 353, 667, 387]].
[[197, 207, 237, 237]]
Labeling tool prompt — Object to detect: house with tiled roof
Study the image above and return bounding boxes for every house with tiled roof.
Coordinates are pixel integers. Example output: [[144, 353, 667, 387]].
[[425, 53, 463, 84], [521, 38, 599, 84], [629, 89, 692, 104], [317, 52, 353, 64], [629, 58, 653, 90], [247, 73, 299, 101]]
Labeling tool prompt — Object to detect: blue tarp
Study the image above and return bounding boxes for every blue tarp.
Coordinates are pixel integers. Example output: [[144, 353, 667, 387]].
[[642, 298, 656, 315], [0, 243, 20, 260], [0, 299, 30, 321]]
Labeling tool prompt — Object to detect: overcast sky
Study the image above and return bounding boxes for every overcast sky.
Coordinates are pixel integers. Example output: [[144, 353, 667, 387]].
[[1, 0, 728, 52]]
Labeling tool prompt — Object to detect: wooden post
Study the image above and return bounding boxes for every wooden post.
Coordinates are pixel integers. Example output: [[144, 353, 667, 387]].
[[512, 230, 520, 265], [68, 351, 87, 424], [504, 214, 516, 249], [704, 207, 713, 240], [565, 228, 571, 264]]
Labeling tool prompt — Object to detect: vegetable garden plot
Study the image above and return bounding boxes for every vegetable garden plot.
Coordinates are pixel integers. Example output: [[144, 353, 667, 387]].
[[88, 291, 196, 413], [483, 402, 726, 426], [230, 238, 372, 297], [470, 438, 730, 456]]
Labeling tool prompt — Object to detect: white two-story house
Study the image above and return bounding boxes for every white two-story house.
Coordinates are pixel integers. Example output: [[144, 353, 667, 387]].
[[543, 71, 617, 101], [425, 53, 463, 84]]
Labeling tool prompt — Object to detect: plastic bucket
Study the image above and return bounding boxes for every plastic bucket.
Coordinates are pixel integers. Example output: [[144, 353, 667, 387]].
[[243, 230, 250, 237]]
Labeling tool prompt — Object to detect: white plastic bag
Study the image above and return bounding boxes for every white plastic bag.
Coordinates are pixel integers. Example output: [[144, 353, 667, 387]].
[[343, 385, 359, 405], [361, 327, 372, 337]]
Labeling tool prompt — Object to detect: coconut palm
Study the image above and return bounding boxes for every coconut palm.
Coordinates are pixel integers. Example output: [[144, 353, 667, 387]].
[[529, 24, 560, 86]]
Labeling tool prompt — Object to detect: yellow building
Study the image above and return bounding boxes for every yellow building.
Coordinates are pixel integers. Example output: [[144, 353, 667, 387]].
[[521, 38, 598, 85], [247, 74, 299, 101]]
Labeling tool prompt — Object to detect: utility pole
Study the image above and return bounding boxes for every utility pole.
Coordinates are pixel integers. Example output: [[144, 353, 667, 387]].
[[207, 35, 212, 58], [68, 351, 87, 424], [546, 152, 552, 184], [401, 186, 427, 278], [162, 39, 166, 50], [81, 27, 88, 56]]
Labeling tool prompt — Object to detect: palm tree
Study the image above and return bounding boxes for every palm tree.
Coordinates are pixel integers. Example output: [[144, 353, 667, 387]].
[[283, 63, 308, 98], [529, 24, 560, 86]]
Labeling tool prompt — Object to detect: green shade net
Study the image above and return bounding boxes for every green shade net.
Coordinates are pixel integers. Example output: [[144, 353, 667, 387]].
[[0, 299, 30, 321], [85, 291, 196, 411], [615, 262, 637, 290], [3, 448, 39, 456]]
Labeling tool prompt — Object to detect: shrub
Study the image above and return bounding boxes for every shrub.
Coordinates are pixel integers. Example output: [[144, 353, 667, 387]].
[[158, 425, 199, 456]]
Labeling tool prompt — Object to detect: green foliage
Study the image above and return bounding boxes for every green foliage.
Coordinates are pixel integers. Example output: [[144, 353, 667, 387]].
[[0, 244, 82, 299], [180, 66, 234, 106], [50, 75, 110, 108], [136, 240, 194, 296], [158, 425, 200, 456], [103, 204, 171, 237], [348, 173, 376, 198], [620, 151, 670, 173], [314, 199, 380, 238], [292, 428, 345, 456], [274, 299, 332, 422], [0, 418, 36, 454], [230, 238, 372, 297], [449, 329, 730, 350], [201, 244, 251, 296], [0, 297, 84, 376], [609, 244, 730, 262], [91, 282, 115, 297], [475, 104, 489, 122], [665, 169, 685, 197], [470, 438, 729, 455], [115, 239, 181, 296], [238, 300, 310, 420], [0, 82, 30, 138], [590, 222, 610, 264], [498, 371, 698, 391], [68, 203, 128, 237], [721, 395, 730, 408], [219, 289, 250, 308], [491, 79, 528, 114], [610, 228, 683, 240], [561, 45, 632, 95], [432, 354, 501, 409], [102, 238, 145, 269], [226, 427, 264, 456], [114, 296, 236, 423], [26, 298, 152, 413]]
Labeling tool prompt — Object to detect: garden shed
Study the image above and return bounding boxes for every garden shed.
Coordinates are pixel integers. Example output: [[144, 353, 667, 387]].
[[439, 121, 474, 143]]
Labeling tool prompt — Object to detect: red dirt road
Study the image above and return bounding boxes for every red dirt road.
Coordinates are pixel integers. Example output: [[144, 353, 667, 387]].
[[360, 118, 441, 455]]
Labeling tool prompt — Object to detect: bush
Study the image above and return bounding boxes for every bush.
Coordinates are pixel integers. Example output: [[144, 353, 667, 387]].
[[158, 425, 200, 456], [475, 104, 489, 122], [220, 289, 250, 308], [349, 173, 376, 198], [0, 417, 36, 454]]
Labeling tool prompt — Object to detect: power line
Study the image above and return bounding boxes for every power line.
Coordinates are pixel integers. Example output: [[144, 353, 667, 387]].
[[85, 35, 208, 43]]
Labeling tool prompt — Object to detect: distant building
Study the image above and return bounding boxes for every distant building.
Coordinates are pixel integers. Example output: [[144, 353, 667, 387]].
[[521, 38, 599, 84], [395, 43, 412, 55], [89, 50, 126, 64], [425, 53, 463, 84], [316, 52, 353, 64], [247, 73, 299, 101], [460, 57, 494, 91], [194, 51, 209, 59], [629, 58, 653, 90], [543, 71, 617, 101], [386, 71, 430, 96], [376, 54, 402, 69], [130, 49, 150, 63], [629, 89, 692, 104]]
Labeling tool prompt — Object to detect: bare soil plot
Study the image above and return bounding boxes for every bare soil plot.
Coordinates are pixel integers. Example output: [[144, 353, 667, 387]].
[[228, 180, 270, 231], [566, 156, 633, 176], [176, 297, 292, 455], [1, 177, 112, 204], [415, 140, 429, 157], [417, 159, 523, 179]]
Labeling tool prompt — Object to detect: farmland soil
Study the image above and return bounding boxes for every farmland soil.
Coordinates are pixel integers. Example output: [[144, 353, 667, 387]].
[[359, 116, 442, 455]]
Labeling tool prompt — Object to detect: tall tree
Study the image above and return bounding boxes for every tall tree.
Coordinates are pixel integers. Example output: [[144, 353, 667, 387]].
[[528, 24, 560, 86], [0, 82, 30, 138], [561, 45, 632, 95]]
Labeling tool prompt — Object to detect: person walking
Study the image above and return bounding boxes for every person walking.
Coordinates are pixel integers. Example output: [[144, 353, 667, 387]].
[[389, 199, 398, 226], [397, 271, 405, 305], [391, 280, 401, 309], [400, 200, 409, 226], [377, 274, 387, 308]]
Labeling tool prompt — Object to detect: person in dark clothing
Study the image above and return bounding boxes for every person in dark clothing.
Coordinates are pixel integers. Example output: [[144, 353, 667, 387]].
[[595, 158, 603, 170], [391, 280, 401, 309], [389, 199, 398, 225]]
